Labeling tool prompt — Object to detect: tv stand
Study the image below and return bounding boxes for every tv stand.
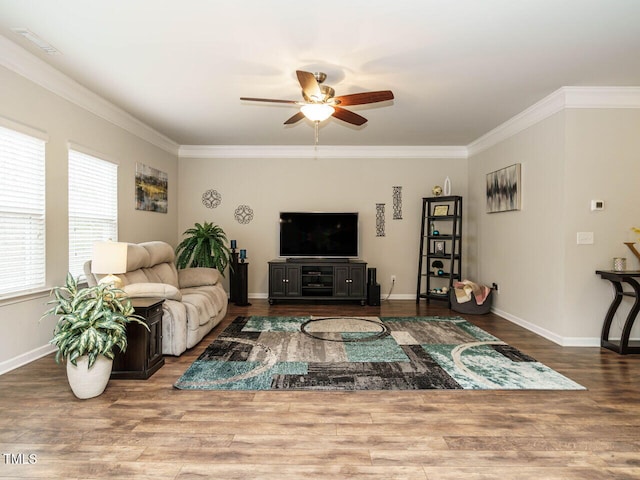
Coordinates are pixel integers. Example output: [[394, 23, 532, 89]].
[[286, 257, 350, 263], [268, 259, 366, 305]]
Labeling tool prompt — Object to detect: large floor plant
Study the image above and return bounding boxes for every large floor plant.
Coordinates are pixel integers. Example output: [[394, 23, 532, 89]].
[[175, 221, 232, 276], [42, 273, 147, 398]]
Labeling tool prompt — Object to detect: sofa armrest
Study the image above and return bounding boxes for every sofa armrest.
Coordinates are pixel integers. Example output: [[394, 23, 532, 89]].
[[123, 282, 183, 301], [178, 267, 221, 288]]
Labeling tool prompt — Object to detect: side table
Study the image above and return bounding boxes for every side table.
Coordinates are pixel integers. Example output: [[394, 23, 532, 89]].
[[595, 270, 640, 354], [111, 298, 165, 379]]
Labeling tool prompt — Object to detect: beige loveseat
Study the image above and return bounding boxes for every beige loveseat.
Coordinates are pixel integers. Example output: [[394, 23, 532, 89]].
[[84, 241, 228, 356]]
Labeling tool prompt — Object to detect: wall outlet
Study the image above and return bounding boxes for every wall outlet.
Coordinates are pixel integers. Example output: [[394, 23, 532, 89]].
[[391, 275, 396, 284]]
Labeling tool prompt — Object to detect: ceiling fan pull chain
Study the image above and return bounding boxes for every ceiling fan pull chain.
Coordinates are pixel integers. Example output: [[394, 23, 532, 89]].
[[314, 121, 319, 145]]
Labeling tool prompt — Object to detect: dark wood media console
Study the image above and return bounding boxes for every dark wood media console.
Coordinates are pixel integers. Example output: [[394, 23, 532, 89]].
[[268, 259, 367, 305]]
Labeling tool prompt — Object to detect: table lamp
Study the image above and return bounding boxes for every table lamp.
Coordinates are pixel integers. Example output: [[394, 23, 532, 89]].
[[91, 241, 128, 289]]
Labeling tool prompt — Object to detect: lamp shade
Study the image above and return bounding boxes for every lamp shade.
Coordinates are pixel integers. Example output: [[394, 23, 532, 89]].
[[301, 103, 335, 122], [91, 241, 128, 274]]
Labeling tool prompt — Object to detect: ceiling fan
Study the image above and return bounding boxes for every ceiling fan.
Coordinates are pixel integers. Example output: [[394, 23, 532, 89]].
[[240, 70, 394, 143]]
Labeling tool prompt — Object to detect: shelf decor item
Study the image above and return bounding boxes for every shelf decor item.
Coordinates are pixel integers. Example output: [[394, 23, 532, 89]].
[[613, 257, 626, 271], [433, 205, 449, 216], [444, 176, 452, 195], [434, 240, 445, 255], [625, 227, 640, 263], [41, 273, 147, 399]]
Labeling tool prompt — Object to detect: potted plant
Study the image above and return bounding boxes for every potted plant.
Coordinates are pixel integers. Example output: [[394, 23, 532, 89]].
[[175, 221, 232, 276], [41, 273, 148, 399]]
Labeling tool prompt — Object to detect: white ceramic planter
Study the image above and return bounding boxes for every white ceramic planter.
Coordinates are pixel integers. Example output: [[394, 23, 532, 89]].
[[66, 355, 113, 399]]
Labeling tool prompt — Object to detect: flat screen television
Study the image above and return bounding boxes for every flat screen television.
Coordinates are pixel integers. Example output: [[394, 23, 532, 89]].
[[279, 212, 359, 258]]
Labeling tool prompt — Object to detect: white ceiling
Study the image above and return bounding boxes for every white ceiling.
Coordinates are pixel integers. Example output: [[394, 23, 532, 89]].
[[1, 0, 639, 147]]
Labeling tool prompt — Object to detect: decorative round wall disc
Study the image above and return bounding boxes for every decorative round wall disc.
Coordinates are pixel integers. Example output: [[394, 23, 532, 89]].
[[202, 189, 222, 208], [234, 205, 254, 224]]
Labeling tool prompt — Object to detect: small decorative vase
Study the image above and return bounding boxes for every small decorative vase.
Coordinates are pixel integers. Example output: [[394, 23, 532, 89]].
[[66, 355, 113, 399]]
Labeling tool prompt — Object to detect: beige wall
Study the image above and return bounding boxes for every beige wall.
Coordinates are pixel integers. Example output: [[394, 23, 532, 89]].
[[562, 109, 640, 340], [468, 108, 640, 344], [0, 66, 179, 371], [468, 112, 567, 340], [178, 156, 468, 297]]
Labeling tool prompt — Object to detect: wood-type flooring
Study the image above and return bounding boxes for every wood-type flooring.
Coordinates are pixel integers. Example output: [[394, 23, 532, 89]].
[[1, 300, 639, 479]]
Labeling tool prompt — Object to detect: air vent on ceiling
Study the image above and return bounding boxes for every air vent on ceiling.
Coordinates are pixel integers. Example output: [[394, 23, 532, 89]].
[[11, 28, 61, 55]]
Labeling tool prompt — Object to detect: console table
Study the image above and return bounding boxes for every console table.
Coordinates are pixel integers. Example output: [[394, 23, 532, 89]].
[[595, 270, 640, 354]]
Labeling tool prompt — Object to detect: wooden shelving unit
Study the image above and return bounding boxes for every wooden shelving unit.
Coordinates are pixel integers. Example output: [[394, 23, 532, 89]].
[[416, 195, 463, 308]]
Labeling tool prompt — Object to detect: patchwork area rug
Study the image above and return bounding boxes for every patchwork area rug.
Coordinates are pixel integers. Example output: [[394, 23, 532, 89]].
[[174, 316, 585, 391]]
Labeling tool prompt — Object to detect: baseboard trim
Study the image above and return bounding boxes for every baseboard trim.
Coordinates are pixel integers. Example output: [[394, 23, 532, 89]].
[[491, 307, 601, 347], [0, 344, 56, 376]]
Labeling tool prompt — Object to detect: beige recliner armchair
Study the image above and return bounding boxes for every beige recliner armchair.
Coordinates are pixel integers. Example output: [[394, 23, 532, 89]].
[[84, 241, 228, 356]]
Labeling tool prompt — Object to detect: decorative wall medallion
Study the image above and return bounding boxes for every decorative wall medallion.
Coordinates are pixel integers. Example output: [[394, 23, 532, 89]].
[[392, 186, 402, 220], [201, 189, 222, 209], [376, 203, 386, 237], [234, 204, 254, 224]]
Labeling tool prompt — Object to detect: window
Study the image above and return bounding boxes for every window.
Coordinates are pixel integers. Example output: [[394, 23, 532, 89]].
[[68, 148, 118, 279], [0, 123, 46, 297]]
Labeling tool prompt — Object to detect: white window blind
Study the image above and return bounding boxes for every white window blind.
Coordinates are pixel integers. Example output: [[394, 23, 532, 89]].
[[68, 149, 118, 279], [0, 125, 46, 297]]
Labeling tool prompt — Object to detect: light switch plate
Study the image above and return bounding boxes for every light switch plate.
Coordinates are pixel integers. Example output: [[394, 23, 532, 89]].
[[577, 232, 594, 244]]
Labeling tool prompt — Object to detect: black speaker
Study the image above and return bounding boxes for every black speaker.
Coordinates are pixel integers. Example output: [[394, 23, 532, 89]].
[[367, 283, 380, 306], [367, 268, 377, 285]]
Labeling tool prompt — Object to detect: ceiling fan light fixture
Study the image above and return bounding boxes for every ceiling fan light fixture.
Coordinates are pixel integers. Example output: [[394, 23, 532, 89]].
[[300, 103, 335, 122]]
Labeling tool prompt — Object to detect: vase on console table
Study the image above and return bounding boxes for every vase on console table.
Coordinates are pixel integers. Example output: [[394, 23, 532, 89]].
[[624, 243, 640, 265]]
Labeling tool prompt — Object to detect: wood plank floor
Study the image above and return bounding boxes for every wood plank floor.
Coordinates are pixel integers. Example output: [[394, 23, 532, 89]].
[[1, 300, 639, 479]]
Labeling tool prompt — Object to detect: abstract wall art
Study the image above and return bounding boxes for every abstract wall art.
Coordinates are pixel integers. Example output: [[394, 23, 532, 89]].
[[135, 163, 168, 213], [486, 163, 521, 213]]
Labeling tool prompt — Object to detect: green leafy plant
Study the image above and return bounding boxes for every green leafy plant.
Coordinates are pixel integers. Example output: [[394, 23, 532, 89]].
[[41, 273, 148, 368], [175, 221, 232, 276]]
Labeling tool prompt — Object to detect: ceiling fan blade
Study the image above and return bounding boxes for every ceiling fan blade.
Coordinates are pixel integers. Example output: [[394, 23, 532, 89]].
[[296, 70, 322, 101], [240, 97, 299, 104], [284, 111, 305, 125], [334, 90, 394, 106], [332, 107, 367, 126]]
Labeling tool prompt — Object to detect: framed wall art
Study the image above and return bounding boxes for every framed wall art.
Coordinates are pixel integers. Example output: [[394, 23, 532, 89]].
[[486, 163, 521, 213], [135, 163, 168, 213], [433, 205, 449, 216]]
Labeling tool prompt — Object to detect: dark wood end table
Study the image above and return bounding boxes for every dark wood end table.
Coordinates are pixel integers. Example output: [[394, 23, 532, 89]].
[[111, 297, 165, 379]]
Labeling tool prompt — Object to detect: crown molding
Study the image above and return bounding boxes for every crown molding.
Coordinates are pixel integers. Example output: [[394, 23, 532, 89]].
[[563, 86, 640, 108], [468, 86, 640, 156], [179, 144, 468, 159], [0, 34, 179, 156]]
